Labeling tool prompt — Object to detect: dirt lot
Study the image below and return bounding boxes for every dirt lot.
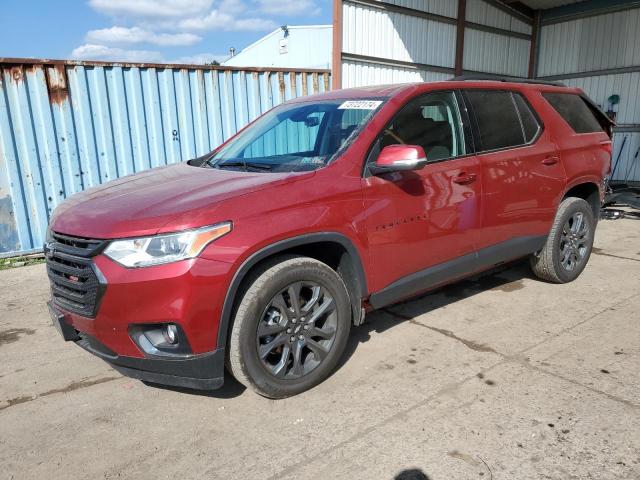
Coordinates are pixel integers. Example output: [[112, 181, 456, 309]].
[[1, 215, 639, 480]]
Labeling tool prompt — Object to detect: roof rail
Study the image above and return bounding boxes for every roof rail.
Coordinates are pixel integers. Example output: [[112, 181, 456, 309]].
[[451, 75, 566, 87]]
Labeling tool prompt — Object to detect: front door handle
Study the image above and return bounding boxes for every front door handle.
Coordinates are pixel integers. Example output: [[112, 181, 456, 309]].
[[452, 172, 477, 185], [542, 156, 559, 166]]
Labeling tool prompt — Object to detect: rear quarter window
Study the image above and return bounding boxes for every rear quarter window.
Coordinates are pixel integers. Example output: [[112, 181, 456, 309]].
[[542, 93, 604, 134]]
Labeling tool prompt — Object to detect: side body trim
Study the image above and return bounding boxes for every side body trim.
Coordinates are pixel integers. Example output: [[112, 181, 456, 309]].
[[216, 232, 368, 348], [369, 235, 547, 309]]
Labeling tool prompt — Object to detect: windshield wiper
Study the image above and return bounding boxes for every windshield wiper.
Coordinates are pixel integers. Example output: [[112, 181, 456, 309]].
[[214, 160, 273, 171]]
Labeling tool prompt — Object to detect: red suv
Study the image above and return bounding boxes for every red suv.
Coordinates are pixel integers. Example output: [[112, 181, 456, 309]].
[[46, 79, 613, 398]]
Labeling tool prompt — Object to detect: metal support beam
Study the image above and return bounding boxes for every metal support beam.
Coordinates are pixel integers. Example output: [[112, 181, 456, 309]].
[[528, 10, 541, 78], [332, 0, 343, 89], [455, 0, 467, 77]]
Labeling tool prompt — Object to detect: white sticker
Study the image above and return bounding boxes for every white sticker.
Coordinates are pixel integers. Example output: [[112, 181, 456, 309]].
[[338, 100, 383, 110]]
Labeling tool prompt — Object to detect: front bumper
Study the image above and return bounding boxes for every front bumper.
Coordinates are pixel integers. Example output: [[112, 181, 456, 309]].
[[62, 313, 226, 390], [47, 249, 235, 390]]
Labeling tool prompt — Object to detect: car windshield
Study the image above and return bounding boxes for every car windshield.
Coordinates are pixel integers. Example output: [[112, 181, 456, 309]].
[[204, 99, 385, 172]]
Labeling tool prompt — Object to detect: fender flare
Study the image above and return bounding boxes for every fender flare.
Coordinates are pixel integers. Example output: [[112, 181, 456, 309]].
[[216, 232, 368, 349]]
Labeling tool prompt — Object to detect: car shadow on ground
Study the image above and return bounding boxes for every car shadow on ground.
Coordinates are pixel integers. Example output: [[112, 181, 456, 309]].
[[142, 374, 247, 398], [336, 259, 535, 372]]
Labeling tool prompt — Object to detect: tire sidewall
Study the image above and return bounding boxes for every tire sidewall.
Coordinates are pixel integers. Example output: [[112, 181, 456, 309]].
[[233, 259, 351, 397]]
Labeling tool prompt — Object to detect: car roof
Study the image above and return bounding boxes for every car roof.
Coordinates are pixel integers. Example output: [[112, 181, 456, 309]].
[[288, 80, 581, 104]]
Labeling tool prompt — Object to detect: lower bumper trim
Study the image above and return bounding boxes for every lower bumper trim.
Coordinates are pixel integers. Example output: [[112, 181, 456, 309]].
[[110, 363, 224, 390], [75, 332, 225, 391]]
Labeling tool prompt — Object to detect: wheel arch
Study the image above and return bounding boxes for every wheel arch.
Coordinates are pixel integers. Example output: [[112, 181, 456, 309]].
[[562, 181, 601, 218], [216, 232, 368, 350]]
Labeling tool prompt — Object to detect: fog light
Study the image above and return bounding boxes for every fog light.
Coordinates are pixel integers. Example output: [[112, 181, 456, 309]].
[[164, 324, 178, 344], [129, 323, 192, 357]]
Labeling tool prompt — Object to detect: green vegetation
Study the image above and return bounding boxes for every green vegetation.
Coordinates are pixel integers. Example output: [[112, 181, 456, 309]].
[[0, 255, 46, 270]]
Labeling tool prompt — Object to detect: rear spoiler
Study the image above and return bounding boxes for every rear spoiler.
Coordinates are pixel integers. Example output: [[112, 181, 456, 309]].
[[581, 93, 616, 138]]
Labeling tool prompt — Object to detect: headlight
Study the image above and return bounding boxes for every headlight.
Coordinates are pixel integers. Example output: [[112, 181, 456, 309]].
[[103, 222, 232, 268]]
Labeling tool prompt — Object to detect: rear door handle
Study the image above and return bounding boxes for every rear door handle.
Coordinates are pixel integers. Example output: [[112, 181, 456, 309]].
[[452, 172, 477, 185], [542, 156, 559, 166]]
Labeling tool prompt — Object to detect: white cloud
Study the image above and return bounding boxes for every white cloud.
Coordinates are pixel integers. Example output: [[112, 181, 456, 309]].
[[86, 26, 201, 46], [256, 0, 320, 16], [70, 44, 165, 63], [88, 0, 214, 19], [71, 44, 229, 65], [178, 9, 275, 31]]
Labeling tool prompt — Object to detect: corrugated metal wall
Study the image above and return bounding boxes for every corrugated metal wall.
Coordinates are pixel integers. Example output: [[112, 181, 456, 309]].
[[0, 60, 330, 256], [341, 0, 456, 87], [538, 8, 640, 77], [342, 59, 450, 87], [463, 0, 531, 76], [340, 0, 533, 88], [537, 5, 640, 183]]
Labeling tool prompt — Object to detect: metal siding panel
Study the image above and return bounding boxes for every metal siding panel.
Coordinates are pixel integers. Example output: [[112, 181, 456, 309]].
[[0, 62, 327, 255], [462, 29, 530, 76], [343, 2, 456, 68], [611, 132, 640, 183], [538, 8, 640, 76], [466, 0, 532, 34], [129, 67, 153, 171], [342, 59, 450, 87], [381, 0, 457, 18]]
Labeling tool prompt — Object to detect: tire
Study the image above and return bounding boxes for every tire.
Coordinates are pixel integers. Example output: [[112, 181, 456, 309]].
[[227, 255, 351, 399], [530, 197, 596, 283]]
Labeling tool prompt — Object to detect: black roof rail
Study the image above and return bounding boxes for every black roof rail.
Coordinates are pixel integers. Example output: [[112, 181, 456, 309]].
[[451, 75, 566, 87]]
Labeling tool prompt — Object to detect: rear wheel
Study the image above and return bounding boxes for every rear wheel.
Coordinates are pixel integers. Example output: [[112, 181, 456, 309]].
[[228, 255, 351, 398], [530, 197, 595, 283]]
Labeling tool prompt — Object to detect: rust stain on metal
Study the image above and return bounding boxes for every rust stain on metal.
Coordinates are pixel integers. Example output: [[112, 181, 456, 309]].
[[0, 57, 330, 74], [289, 72, 297, 98], [312, 73, 319, 93], [323, 73, 330, 92], [265, 71, 273, 107], [45, 65, 69, 105], [301, 72, 308, 96], [278, 72, 285, 102], [9, 66, 23, 83]]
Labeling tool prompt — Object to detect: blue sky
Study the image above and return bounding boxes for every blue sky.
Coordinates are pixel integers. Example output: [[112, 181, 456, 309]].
[[0, 0, 332, 64]]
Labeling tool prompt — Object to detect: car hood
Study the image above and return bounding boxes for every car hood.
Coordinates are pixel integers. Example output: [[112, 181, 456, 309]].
[[50, 162, 311, 239]]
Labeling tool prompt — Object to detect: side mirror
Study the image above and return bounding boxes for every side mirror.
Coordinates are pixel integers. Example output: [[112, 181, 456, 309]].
[[370, 145, 428, 175]]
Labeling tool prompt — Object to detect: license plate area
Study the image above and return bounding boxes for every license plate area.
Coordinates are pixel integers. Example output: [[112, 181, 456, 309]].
[[48, 303, 80, 341]]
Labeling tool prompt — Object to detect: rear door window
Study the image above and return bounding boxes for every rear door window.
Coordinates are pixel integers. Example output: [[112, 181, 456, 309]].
[[542, 93, 604, 134], [464, 90, 525, 151]]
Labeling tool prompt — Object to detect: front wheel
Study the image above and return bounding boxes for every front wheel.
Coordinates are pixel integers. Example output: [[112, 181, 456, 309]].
[[530, 196, 596, 283], [227, 255, 351, 398]]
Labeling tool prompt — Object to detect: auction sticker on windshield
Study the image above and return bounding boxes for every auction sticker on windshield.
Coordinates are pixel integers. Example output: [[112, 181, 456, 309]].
[[338, 100, 383, 110]]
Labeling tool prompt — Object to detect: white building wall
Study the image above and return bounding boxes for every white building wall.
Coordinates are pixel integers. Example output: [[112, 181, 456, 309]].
[[223, 25, 332, 70]]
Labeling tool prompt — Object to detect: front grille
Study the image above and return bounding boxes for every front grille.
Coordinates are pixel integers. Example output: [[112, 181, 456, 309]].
[[45, 232, 107, 318]]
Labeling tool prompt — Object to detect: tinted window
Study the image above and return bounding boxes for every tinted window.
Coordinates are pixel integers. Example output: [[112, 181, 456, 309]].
[[379, 91, 466, 161], [466, 90, 524, 151], [543, 93, 603, 134], [514, 93, 541, 143]]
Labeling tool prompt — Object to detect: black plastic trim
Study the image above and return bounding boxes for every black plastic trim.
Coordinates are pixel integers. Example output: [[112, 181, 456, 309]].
[[75, 331, 225, 390], [216, 232, 368, 348], [369, 235, 547, 309]]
